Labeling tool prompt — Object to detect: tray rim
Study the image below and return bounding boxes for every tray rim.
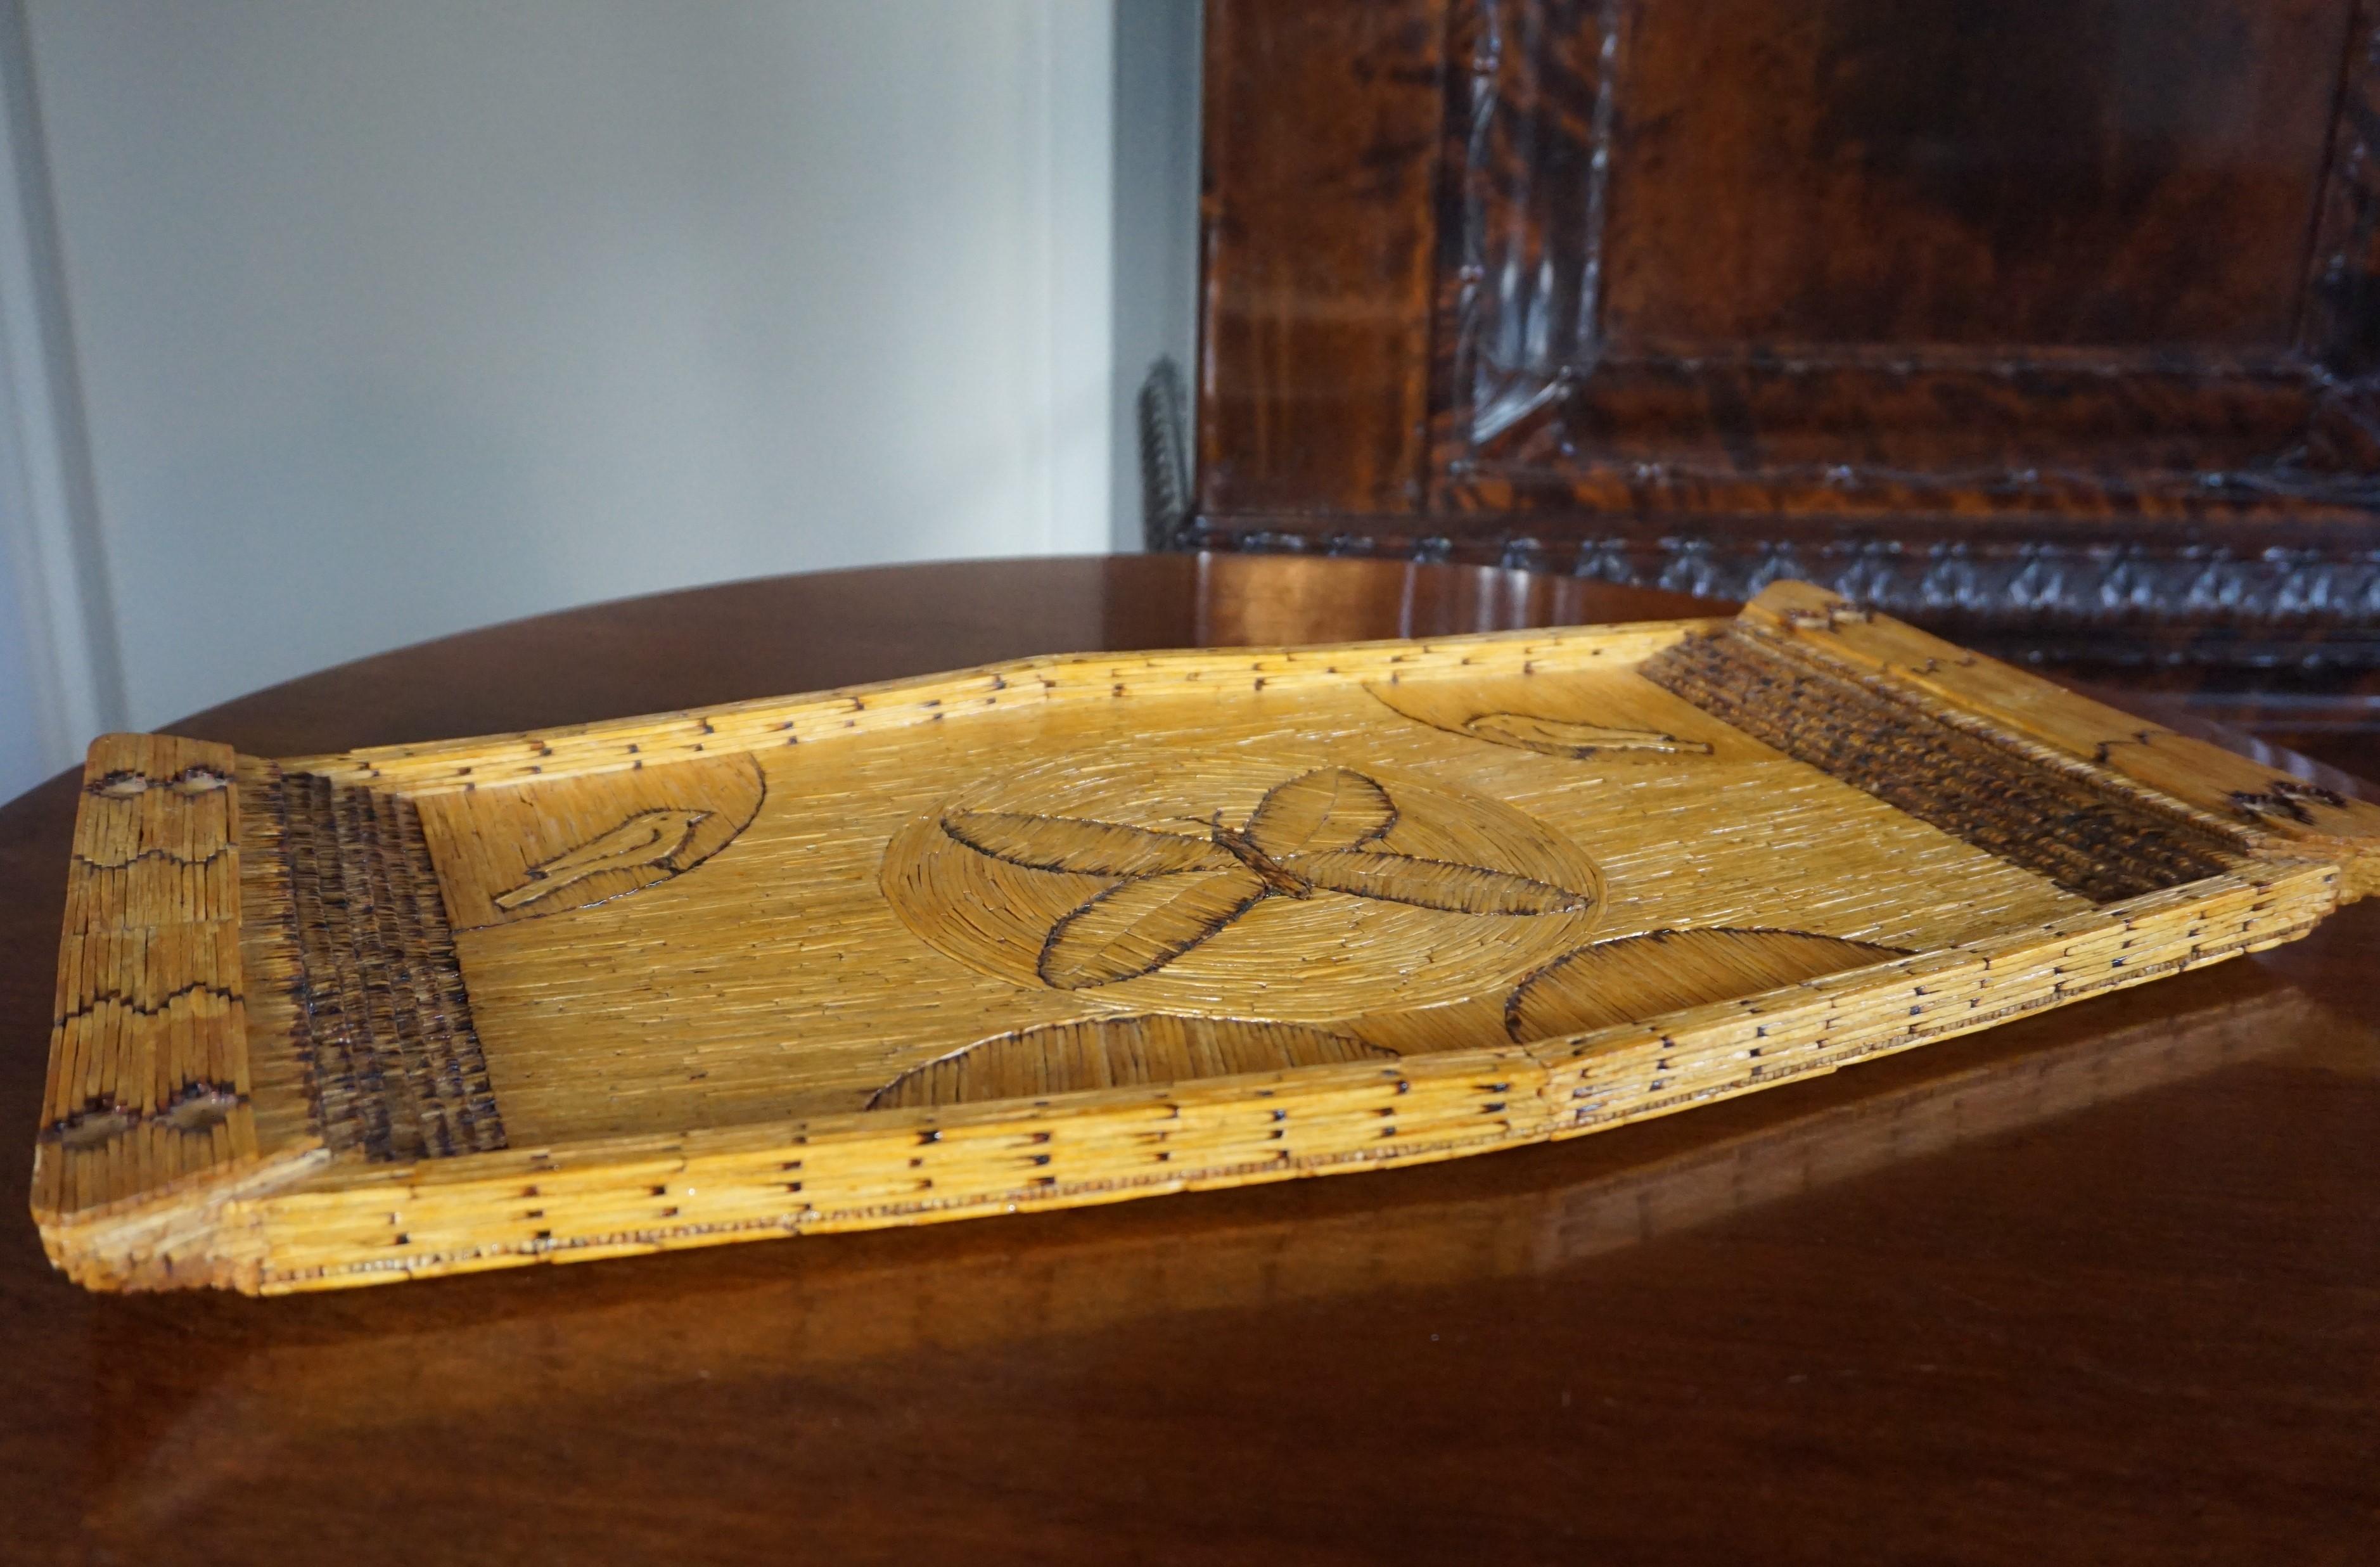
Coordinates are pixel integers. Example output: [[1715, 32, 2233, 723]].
[[274, 616, 1728, 789]]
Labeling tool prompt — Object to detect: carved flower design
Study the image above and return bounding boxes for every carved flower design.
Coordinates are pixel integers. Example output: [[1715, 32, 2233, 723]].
[[942, 767, 1594, 988]]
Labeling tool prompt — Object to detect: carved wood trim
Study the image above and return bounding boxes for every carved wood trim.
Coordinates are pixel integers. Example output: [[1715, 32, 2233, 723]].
[[1178, 512, 2380, 667], [2301, 1, 2380, 372]]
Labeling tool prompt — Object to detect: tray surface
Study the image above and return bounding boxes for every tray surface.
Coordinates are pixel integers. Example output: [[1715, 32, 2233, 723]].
[[32, 582, 2380, 1291]]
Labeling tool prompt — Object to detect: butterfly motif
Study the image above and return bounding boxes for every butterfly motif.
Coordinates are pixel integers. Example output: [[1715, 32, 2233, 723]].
[[942, 767, 1594, 989]]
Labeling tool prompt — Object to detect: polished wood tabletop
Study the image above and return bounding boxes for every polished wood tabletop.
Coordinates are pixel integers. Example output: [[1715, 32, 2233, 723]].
[[1, 556, 2372, 1564]]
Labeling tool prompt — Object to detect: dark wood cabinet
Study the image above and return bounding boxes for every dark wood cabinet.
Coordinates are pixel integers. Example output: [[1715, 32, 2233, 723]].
[[1173, 0, 2380, 667]]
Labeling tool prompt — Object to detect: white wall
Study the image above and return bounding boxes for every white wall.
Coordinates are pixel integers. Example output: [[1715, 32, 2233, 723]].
[[0, 0, 1200, 777], [0, 521, 44, 800]]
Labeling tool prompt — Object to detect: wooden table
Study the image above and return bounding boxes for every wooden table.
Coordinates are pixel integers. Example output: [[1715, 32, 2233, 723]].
[[1, 556, 2372, 1564]]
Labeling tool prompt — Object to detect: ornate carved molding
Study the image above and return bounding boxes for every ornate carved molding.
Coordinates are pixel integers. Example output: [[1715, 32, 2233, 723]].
[[1178, 514, 2380, 667]]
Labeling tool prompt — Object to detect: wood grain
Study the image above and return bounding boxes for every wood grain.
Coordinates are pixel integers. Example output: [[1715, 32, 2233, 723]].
[[1197, 0, 1446, 515], [1189, 1, 2380, 657], [1432, 0, 2379, 515]]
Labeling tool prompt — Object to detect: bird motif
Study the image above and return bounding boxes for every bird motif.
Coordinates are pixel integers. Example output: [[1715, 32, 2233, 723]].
[[942, 767, 1593, 990], [494, 807, 714, 911]]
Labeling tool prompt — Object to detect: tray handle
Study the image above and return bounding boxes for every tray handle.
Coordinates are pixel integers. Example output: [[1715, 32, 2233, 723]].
[[1744, 581, 2380, 900], [32, 734, 262, 1254]]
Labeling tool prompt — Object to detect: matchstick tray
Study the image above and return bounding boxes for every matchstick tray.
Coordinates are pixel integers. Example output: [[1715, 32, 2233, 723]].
[[34, 582, 2380, 1293]]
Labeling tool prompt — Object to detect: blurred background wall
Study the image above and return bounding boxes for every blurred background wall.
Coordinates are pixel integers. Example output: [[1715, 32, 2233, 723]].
[[0, 0, 1201, 802]]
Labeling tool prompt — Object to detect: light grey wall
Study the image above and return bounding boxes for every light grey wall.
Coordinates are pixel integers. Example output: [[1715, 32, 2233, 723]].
[[0, 0, 123, 798], [0, 0, 1206, 747], [0, 521, 42, 799]]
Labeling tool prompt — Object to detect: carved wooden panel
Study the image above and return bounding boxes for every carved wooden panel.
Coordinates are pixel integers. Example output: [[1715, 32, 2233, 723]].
[[1190, 0, 2380, 659], [1436, 0, 2379, 517], [1606, 1, 2346, 350]]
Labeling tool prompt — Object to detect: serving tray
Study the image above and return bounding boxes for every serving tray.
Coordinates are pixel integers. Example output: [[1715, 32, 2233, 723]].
[[33, 582, 2380, 1293]]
